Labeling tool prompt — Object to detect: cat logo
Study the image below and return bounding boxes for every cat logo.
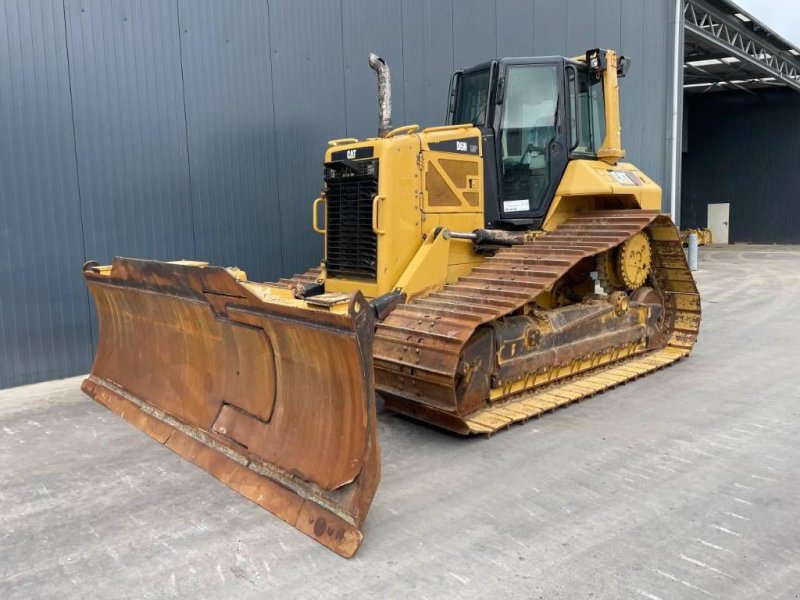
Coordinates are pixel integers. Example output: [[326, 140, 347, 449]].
[[346, 149, 357, 159]]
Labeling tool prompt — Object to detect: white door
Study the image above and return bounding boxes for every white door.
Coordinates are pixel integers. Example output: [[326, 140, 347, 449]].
[[707, 203, 730, 244]]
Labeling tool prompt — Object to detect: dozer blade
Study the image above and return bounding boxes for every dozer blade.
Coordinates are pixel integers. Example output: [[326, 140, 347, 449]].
[[81, 258, 379, 557]]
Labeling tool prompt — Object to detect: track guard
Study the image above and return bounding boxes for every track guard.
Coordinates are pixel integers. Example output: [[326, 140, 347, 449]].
[[82, 258, 380, 557]]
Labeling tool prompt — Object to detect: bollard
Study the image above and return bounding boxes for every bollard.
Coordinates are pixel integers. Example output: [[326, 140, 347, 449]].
[[688, 232, 698, 271]]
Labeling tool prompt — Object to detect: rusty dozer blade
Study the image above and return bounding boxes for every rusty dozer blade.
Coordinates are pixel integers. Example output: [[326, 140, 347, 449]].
[[81, 258, 380, 557]]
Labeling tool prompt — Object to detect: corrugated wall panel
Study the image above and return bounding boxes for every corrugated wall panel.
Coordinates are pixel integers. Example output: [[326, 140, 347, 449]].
[[64, 0, 195, 263], [639, 0, 671, 193], [566, 0, 598, 51], [341, 0, 406, 140], [0, 0, 92, 387], [1, 0, 678, 389], [496, 0, 535, 57], [672, 5, 685, 222], [594, 0, 622, 51], [401, 0, 454, 128], [453, 1, 497, 68], [681, 90, 800, 244], [177, 0, 283, 281], [533, 0, 568, 56], [619, 0, 646, 189], [267, 0, 346, 275]]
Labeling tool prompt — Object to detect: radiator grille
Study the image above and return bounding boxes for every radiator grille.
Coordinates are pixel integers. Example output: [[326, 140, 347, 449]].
[[323, 159, 379, 280]]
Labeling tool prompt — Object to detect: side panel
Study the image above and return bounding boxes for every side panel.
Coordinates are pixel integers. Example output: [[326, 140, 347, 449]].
[[619, 0, 676, 210], [401, 0, 454, 128], [620, 0, 646, 177], [0, 0, 93, 386], [177, 1, 284, 281], [453, 0, 497, 68], [496, 0, 535, 57], [566, 0, 598, 50], [268, 0, 346, 275], [543, 160, 662, 230], [640, 0, 670, 202], [533, 0, 568, 56], [341, 0, 406, 139], [321, 129, 486, 298], [421, 131, 484, 214], [323, 135, 423, 298], [681, 90, 800, 244], [594, 0, 622, 50], [65, 0, 195, 263]]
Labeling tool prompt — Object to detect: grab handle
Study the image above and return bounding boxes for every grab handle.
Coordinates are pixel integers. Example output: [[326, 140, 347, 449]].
[[312, 197, 326, 234], [372, 195, 386, 235]]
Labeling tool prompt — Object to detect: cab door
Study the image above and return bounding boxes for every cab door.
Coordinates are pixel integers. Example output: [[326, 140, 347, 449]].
[[492, 59, 570, 227]]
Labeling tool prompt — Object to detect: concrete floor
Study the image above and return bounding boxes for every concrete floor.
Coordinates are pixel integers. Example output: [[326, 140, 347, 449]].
[[2, 246, 800, 599]]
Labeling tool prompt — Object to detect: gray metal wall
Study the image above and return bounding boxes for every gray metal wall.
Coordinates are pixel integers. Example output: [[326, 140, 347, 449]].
[[0, 0, 678, 389], [681, 89, 800, 243]]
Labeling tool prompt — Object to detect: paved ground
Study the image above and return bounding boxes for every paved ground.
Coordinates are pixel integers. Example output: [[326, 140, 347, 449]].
[[2, 246, 800, 599]]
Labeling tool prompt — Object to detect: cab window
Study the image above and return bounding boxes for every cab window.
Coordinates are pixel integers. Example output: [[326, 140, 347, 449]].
[[568, 66, 606, 154], [454, 69, 490, 126], [499, 65, 558, 214]]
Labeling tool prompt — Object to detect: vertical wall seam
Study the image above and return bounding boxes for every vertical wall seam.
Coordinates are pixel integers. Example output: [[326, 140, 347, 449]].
[[61, 0, 94, 357], [495, 0, 500, 56], [445, 0, 452, 70], [265, 0, 285, 275], [669, 0, 682, 221], [175, 0, 197, 257], [493, 0, 498, 57], [399, 0, 407, 124], [338, 0, 349, 136]]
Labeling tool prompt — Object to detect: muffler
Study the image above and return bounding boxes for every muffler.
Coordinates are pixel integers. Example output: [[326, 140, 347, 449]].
[[368, 53, 392, 137]]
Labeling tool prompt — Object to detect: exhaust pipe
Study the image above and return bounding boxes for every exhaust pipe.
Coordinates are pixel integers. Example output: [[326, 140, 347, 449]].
[[368, 53, 392, 137]]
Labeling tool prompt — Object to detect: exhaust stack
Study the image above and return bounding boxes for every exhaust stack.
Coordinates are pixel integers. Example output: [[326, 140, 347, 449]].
[[368, 53, 392, 137]]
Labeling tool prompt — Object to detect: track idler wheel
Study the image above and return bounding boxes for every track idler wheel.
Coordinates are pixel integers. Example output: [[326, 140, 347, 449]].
[[631, 285, 667, 347]]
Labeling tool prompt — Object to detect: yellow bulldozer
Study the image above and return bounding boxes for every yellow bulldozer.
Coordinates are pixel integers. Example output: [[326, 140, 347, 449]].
[[81, 49, 700, 557], [680, 227, 714, 246]]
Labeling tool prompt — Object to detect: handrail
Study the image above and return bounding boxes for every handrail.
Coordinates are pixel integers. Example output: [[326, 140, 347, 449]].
[[327, 138, 359, 146], [385, 124, 419, 138], [421, 124, 473, 134]]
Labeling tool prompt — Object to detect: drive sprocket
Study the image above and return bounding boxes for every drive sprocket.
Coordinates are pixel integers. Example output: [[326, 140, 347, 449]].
[[596, 232, 652, 292], [618, 232, 652, 289]]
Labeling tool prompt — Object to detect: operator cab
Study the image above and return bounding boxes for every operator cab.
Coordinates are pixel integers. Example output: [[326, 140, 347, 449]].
[[447, 49, 629, 229]]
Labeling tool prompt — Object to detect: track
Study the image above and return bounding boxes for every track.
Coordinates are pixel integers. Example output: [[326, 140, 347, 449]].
[[372, 210, 701, 434]]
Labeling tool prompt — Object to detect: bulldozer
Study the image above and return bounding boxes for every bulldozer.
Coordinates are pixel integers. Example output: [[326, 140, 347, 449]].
[[680, 227, 713, 246], [81, 49, 700, 557]]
